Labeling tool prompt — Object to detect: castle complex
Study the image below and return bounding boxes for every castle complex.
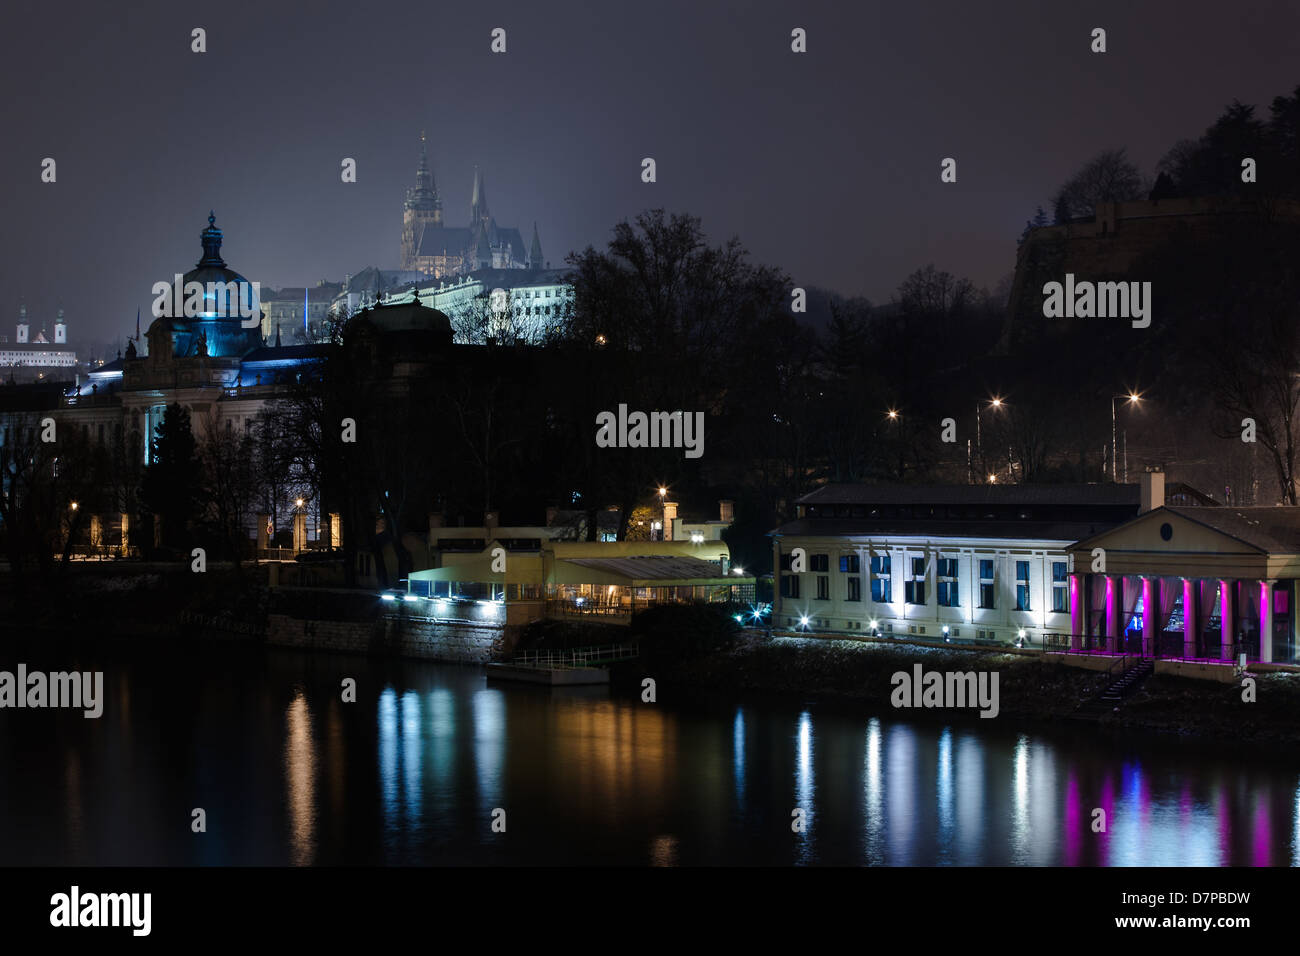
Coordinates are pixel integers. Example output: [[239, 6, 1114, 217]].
[[399, 133, 543, 277]]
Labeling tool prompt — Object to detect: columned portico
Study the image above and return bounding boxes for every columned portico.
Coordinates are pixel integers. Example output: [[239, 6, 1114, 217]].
[[1070, 505, 1300, 666]]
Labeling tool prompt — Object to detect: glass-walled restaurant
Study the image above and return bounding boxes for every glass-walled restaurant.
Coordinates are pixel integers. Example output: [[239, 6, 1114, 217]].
[[1068, 507, 1300, 665]]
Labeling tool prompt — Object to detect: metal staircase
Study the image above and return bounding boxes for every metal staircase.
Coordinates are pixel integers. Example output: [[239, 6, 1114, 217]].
[[1070, 657, 1154, 720]]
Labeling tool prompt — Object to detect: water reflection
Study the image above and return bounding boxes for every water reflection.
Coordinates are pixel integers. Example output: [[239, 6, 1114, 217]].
[[2, 645, 1300, 866], [284, 690, 316, 866]]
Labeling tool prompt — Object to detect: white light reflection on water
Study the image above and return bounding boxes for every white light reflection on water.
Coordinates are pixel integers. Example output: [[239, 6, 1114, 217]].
[[863, 717, 883, 861], [794, 711, 814, 863], [936, 727, 953, 864]]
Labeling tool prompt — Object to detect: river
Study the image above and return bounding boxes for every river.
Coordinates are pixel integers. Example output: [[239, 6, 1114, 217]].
[[0, 640, 1295, 865]]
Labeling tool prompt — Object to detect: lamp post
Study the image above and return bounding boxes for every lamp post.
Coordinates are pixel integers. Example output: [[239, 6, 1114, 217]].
[[657, 486, 667, 541], [886, 409, 901, 479], [976, 397, 1003, 483], [1111, 392, 1142, 482]]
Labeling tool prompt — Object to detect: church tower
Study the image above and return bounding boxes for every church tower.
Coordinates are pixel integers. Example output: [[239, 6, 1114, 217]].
[[54, 308, 67, 344], [401, 133, 442, 270], [16, 304, 28, 344]]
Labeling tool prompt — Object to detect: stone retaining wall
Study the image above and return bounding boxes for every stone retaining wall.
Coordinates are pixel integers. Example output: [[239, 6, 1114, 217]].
[[265, 614, 519, 664]]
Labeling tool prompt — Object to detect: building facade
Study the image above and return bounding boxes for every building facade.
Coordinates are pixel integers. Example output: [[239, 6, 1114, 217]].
[[771, 483, 1148, 645], [1, 306, 78, 381]]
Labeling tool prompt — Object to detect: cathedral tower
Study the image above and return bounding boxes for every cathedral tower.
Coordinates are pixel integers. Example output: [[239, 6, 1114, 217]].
[[401, 133, 442, 269]]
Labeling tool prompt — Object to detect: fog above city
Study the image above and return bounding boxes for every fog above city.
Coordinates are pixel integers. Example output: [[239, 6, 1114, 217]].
[[3, 0, 1299, 346]]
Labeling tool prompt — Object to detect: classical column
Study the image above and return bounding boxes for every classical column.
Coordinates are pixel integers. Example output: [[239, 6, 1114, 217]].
[[1142, 577, 1157, 658], [1220, 579, 1234, 662], [1105, 575, 1120, 649], [1260, 580, 1275, 664], [120, 512, 131, 557], [1069, 572, 1083, 649], [1183, 579, 1196, 660]]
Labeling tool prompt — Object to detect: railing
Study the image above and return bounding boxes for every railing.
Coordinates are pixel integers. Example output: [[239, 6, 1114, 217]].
[[259, 548, 299, 561], [1103, 653, 1134, 682], [544, 599, 633, 620], [1044, 633, 1262, 665], [1043, 633, 1142, 655], [512, 642, 640, 670]]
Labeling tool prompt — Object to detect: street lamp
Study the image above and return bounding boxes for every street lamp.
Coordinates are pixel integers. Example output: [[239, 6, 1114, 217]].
[[1111, 392, 1142, 482], [975, 397, 1004, 484], [656, 486, 668, 541]]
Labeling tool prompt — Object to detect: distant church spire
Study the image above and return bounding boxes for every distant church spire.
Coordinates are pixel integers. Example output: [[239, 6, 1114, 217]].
[[529, 222, 543, 270], [471, 166, 488, 223], [406, 132, 440, 217]]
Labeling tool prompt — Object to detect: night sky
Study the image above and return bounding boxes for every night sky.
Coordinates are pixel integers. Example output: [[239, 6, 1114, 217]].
[[3, 0, 1299, 349]]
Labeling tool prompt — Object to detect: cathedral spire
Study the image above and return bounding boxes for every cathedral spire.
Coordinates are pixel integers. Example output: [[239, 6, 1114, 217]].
[[471, 166, 488, 223], [529, 222, 543, 269], [405, 133, 440, 218]]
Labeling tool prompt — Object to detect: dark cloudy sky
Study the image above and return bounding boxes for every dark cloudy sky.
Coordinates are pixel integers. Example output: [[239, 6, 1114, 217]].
[[3, 0, 1299, 350]]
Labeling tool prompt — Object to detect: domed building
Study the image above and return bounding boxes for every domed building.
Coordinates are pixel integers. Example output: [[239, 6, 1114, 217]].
[[144, 212, 264, 360]]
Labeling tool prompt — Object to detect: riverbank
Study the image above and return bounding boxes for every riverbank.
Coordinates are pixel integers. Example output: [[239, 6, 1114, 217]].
[[618, 633, 1300, 747], [5, 565, 1298, 746]]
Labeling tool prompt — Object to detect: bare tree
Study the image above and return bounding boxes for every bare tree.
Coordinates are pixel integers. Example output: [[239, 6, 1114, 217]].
[[1051, 148, 1146, 220]]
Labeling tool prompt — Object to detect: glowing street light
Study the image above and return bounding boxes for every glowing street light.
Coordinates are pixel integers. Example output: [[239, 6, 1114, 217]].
[[974, 397, 1005, 483], [1112, 391, 1142, 482], [69, 501, 78, 511]]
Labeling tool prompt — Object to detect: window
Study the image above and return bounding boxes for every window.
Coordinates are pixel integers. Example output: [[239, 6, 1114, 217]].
[[871, 554, 891, 602], [847, 577, 861, 602], [816, 576, 829, 600], [937, 556, 959, 607], [782, 575, 801, 599], [810, 553, 829, 573], [906, 557, 926, 605], [1016, 560, 1031, 611], [839, 554, 861, 573], [1052, 561, 1069, 612], [979, 559, 996, 609]]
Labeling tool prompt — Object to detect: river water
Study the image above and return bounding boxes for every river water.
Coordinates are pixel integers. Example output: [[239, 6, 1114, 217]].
[[0, 640, 1295, 866]]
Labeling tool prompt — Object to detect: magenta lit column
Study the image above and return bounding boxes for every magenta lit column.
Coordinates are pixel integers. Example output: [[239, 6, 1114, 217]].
[[1142, 577, 1157, 659], [1260, 580, 1274, 664], [1182, 579, 1195, 660], [1105, 576, 1121, 651], [1069, 573, 1083, 649], [1220, 580, 1233, 662]]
